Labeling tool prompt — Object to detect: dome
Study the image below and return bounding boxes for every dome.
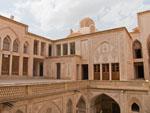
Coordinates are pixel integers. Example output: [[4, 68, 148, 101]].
[[80, 17, 95, 28]]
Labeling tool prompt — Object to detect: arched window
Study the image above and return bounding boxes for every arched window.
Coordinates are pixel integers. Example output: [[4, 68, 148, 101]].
[[16, 110, 23, 113], [13, 39, 19, 52], [24, 41, 29, 54], [132, 103, 140, 112], [3, 36, 11, 51], [67, 99, 73, 113], [133, 40, 142, 59]]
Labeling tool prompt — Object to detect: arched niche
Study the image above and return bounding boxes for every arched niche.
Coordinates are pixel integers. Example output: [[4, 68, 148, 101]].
[[66, 99, 73, 113], [76, 97, 86, 113], [133, 40, 143, 59], [90, 94, 120, 113]]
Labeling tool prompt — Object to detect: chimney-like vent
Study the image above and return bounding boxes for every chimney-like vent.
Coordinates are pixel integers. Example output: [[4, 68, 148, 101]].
[[70, 29, 73, 34], [10, 15, 14, 20]]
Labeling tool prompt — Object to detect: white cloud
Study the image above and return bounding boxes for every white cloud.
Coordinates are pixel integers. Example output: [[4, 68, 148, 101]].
[[0, 0, 149, 39]]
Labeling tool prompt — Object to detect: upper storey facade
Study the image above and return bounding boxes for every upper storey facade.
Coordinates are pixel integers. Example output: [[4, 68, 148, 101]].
[[0, 10, 150, 81], [0, 16, 53, 77]]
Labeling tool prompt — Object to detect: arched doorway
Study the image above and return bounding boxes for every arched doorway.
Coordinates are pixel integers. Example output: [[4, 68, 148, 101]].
[[91, 94, 120, 113], [76, 97, 86, 113]]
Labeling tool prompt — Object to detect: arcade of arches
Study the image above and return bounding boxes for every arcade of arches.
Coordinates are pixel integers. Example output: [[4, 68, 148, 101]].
[[0, 9, 150, 113], [1, 93, 142, 113]]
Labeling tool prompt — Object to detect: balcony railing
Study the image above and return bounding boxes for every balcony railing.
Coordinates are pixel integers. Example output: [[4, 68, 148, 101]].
[[0, 80, 149, 103]]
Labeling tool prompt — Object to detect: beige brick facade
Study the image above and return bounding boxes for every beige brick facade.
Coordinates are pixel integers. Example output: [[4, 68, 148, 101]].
[[0, 10, 150, 113]]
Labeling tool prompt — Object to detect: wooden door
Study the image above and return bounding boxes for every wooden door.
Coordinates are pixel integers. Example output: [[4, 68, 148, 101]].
[[102, 64, 109, 80], [94, 64, 100, 80], [23, 57, 28, 76], [2, 54, 10, 75], [12, 56, 19, 75], [112, 63, 120, 80]]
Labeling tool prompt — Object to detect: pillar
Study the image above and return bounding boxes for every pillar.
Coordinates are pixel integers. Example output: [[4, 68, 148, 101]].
[[28, 57, 33, 77], [9, 55, 12, 76], [45, 43, 48, 57], [120, 90, 127, 113], [61, 44, 63, 56], [68, 43, 70, 55], [38, 41, 41, 56], [0, 53, 2, 76], [109, 63, 112, 80], [19, 56, 23, 76], [100, 64, 102, 80]]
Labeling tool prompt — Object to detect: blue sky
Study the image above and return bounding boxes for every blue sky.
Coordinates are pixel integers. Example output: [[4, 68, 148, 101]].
[[0, 0, 150, 39]]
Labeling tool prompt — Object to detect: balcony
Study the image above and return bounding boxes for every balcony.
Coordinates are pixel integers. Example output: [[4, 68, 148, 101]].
[[0, 79, 149, 103]]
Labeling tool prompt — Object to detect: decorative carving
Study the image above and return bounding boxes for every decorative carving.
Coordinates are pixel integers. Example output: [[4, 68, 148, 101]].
[[93, 39, 120, 63], [101, 42, 110, 54]]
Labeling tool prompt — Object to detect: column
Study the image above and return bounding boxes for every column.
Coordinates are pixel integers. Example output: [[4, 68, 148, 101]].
[[109, 63, 112, 80], [0, 38, 2, 76], [28, 57, 33, 77], [0, 53, 2, 76], [61, 44, 63, 56], [53, 44, 55, 56], [87, 104, 91, 113], [9, 39, 13, 76], [78, 64, 82, 80], [37, 62, 40, 76], [19, 56, 23, 76], [45, 43, 48, 56], [120, 90, 127, 113], [68, 43, 70, 55], [38, 41, 41, 56], [100, 64, 102, 80], [9, 55, 12, 76]]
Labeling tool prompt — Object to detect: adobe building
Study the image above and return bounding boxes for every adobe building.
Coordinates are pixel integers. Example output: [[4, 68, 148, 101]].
[[0, 10, 150, 113]]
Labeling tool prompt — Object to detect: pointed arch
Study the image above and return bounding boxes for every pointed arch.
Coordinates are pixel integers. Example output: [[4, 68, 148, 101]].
[[131, 103, 140, 112], [0, 27, 19, 39], [91, 93, 120, 113], [66, 99, 73, 113], [129, 97, 142, 113], [13, 39, 20, 52], [24, 41, 29, 54], [133, 40, 142, 58], [3, 35, 11, 51]]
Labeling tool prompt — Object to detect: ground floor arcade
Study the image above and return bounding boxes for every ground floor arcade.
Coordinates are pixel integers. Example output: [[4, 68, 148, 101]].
[[0, 80, 148, 113]]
